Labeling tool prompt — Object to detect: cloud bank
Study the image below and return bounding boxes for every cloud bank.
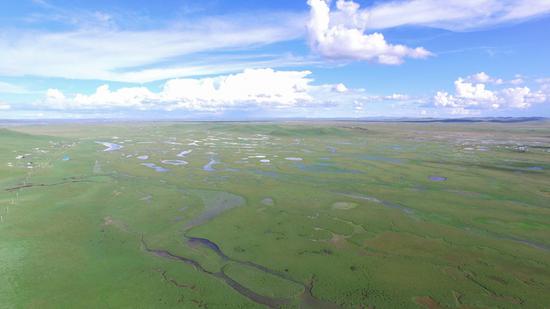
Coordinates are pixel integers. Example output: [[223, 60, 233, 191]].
[[433, 72, 548, 114], [43, 69, 322, 111]]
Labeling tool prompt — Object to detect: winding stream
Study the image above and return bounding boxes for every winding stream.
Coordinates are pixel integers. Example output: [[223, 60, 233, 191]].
[[141, 188, 339, 308], [141, 237, 291, 308], [143, 235, 337, 308]]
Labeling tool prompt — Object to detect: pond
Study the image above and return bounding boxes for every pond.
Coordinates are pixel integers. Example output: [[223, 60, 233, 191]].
[[141, 163, 169, 172], [96, 141, 123, 152], [182, 189, 246, 230], [261, 198, 274, 206], [285, 157, 303, 161], [203, 158, 219, 171], [161, 159, 187, 166], [331, 202, 358, 210], [177, 150, 192, 157]]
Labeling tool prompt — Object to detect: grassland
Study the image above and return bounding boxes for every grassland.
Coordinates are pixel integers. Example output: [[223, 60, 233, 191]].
[[1, 121, 549, 308]]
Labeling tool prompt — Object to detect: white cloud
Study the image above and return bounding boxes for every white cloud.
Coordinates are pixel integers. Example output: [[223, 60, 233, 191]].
[[41, 69, 403, 113], [500, 87, 546, 108], [471, 72, 491, 83], [464, 72, 506, 84], [509, 78, 524, 85], [349, 93, 415, 102], [507, 75, 525, 85], [434, 73, 548, 111], [454, 78, 498, 104], [466, 72, 531, 86], [0, 81, 27, 94], [536, 78, 550, 85], [334, 83, 348, 93], [384, 93, 410, 100], [0, 101, 10, 110], [306, 0, 432, 64], [537, 79, 550, 96], [161, 69, 313, 110], [363, 0, 550, 31], [41, 69, 317, 111], [0, 13, 306, 83], [46, 85, 156, 110], [46, 88, 65, 101]]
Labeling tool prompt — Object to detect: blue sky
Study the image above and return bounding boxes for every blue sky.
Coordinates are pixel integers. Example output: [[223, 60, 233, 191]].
[[1, 0, 549, 119]]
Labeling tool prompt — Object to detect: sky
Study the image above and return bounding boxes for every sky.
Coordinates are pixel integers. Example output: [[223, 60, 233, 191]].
[[1, 0, 550, 119]]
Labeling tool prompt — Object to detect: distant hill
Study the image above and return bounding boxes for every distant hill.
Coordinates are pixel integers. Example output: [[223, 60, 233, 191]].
[[396, 117, 548, 123], [0, 117, 547, 124]]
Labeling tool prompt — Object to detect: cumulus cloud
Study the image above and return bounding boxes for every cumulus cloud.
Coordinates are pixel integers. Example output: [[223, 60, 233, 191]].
[[465, 72, 532, 86], [470, 72, 491, 83], [433, 73, 548, 113], [46, 88, 65, 101], [500, 87, 546, 108], [161, 69, 313, 110], [466, 72, 504, 84], [334, 83, 348, 93], [46, 85, 156, 110], [363, 0, 550, 31], [306, 0, 432, 64], [40, 69, 397, 114], [42, 69, 317, 111]]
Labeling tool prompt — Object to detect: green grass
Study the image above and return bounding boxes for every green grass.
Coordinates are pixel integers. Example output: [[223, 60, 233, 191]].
[[1, 121, 550, 308], [223, 262, 304, 299]]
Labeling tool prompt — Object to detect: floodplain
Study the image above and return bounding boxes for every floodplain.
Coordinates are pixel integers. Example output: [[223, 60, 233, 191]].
[[1, 121, 549, 308]]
